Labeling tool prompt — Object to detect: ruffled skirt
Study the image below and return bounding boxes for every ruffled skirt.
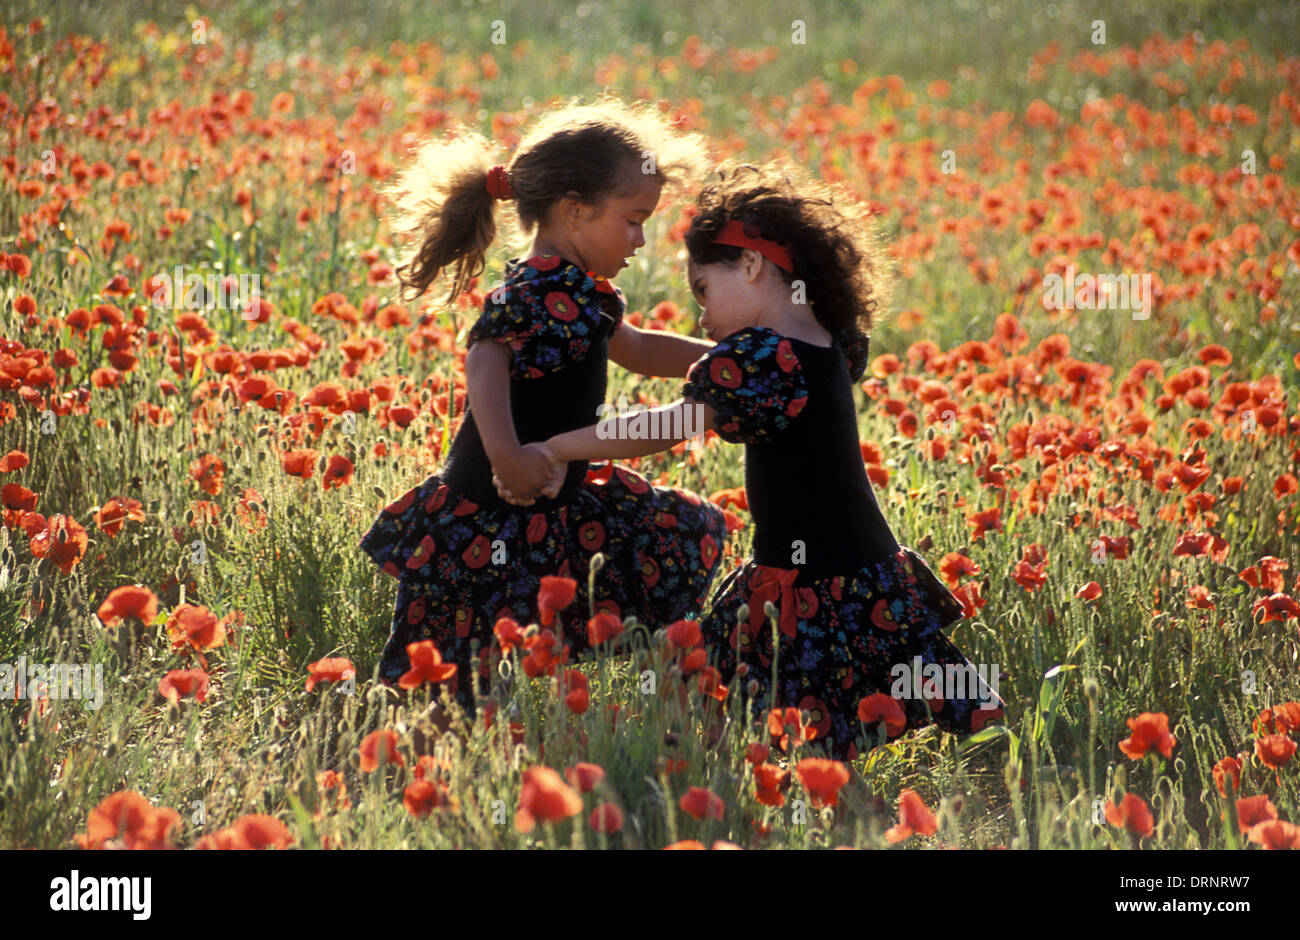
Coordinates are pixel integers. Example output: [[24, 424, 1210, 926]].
[[698, 546, 1008, 760], [359, 463, 728, 704]]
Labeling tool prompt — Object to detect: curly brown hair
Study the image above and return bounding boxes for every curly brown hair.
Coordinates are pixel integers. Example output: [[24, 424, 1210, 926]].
[[386, 94, 711, 304], [683, 161, 894, 336]]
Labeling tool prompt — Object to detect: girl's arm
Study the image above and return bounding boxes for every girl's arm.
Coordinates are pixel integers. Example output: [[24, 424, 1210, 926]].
[[464, 340, 563, 498], [495, 398, 716, 504], [608, 323, 714, 378], [549, 397, 716, 461]]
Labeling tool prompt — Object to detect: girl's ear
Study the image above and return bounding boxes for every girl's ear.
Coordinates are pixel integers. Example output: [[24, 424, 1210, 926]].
[[740, 248, 764, 282], [558, 193, 589, 231]]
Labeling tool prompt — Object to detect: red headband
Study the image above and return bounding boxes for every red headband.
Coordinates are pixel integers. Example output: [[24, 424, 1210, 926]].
[[710, 220, 794, 274]]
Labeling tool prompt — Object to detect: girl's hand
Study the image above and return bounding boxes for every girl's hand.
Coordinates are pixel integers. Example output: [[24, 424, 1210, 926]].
[[492, 442, 565, 505]]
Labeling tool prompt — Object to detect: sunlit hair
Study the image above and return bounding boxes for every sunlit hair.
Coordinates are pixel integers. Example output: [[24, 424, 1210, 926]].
[[386, 94, 710, 303], [684, 161, 894, 336]]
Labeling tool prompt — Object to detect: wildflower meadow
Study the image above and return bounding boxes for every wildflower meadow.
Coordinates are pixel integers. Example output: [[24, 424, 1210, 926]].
[[2, 0, 1299, 883]]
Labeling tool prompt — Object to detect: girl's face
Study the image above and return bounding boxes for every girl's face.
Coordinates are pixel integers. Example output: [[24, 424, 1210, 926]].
[[687, 257, 761, 342], [571, 172, 663, 280]]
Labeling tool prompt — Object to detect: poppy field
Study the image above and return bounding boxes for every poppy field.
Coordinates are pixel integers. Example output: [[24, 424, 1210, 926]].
[[2, 0, 1300, 853]]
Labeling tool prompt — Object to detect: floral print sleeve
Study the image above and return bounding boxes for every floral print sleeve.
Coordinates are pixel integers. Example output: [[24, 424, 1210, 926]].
[[466, 255, 625, 380], [682, 326, 809, 444]]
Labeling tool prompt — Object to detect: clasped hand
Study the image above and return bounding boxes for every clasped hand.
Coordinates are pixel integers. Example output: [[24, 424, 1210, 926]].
[[492, 441, 566, 506]]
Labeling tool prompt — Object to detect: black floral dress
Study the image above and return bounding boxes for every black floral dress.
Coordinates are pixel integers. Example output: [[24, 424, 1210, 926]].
[[682, 326, 1008, 761], [359, 254, 728, 705]]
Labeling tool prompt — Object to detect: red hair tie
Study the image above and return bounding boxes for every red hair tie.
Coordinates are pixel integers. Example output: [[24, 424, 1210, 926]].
[[485, 164, 514, 200], [710, 219, 794, 274]]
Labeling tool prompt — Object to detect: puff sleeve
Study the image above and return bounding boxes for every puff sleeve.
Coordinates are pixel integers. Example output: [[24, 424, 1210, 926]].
[[466, 257, 624, 380], [682, 326, 809, 445]]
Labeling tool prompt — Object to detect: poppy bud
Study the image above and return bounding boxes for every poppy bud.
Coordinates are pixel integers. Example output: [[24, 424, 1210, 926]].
[[746, 679, 760, 699], [590, 552, 606, 573], [736, 604, 749, 622], [736, 663, 749, 677], [1082, 677, 1099, 704]]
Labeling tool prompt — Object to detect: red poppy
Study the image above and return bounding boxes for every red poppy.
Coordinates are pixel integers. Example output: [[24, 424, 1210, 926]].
[[587, 612, 623, 646], [796, 758, 849, 808], [753, 763, 789, 806], [323, 455, 354, 490], [515, 766, 582, 831], [537, 575, 577, 626], [589, 803, 624, 833], [886, 789, 939, 842], [858, 692, 907, 738], [1235, 795, 1277, 833], [159, 668, 209, 704], [167, 603, 227, 653], [565, 762, 605, 792], [1247, 820, 1300, 850], [1212, 756, 1242, 797], [1105, 793, 1155, 838], [1118, 712, 1177, 760], [399, 640, 457, 689], [29, 514, 88, 574], [306, 657, 355, 692], [97, 585, 160, 628], [679, 786, 725, 821], [358, 729, 404, 772], [1255, 733, 1297, 770]]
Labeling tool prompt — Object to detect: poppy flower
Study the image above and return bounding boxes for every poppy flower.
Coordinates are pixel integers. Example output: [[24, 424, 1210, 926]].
[[938, 551, 980, 587], [1247, 820, 1300, 850], [358, 729, 405, 772], [515, 766, 582, 831], [587, 612, 623, 646], [666, 619, 703, 648], [166, 603, 226, 653], [494, 616, 526, 654], [280, 449, 317, 479], [1118, 712, 1176, 760], [158, 668, 210, 704], [97, 585, 160, 628], [399, 640, 457, 688], [228, 814, 295, 849], [679, 786, 725, 821], [537, 575, 577, 626], [1252, 593, 1300, 622], [1211, 756, 1241, 798], [589, 803, 624, 833], [189, 455, 225, 495], [1235, 795, 1278, 833], [886, 789, 939, 842], [1104, 793, 1155, 838], [29, 514, 88, 574], [323, 455, 354, 489], [746, 764, 785, 808], [306, 657, 355, 691], [664, 840, 706, 849], [796, 758, 850, 808], [745, 742, 771, 765], [858, 693, 907, 738], [94, 497, 145, 536], [77, 790, 182, 850], [565, 762, 605, 792], [1075, 581, 1102, 600], [561, 669, 590, 714], [1255, 733, 1297, 770]]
